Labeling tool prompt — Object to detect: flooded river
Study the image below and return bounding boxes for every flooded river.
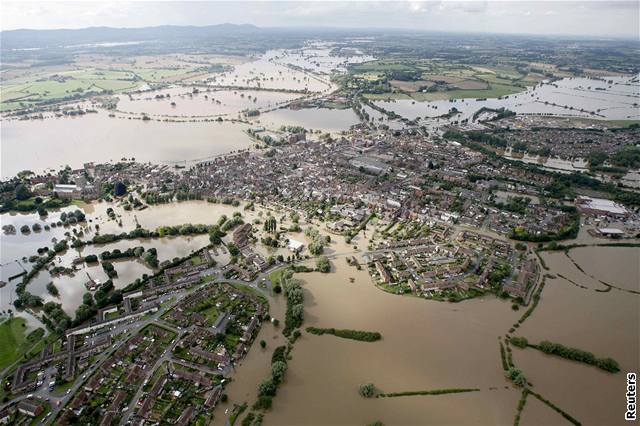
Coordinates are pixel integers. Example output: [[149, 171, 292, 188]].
[[0, 112, 253, 178]]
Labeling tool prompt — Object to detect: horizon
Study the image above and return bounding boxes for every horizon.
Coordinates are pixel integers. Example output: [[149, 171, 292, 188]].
[[2, 1, 639, 39], [2, 22, 640, 42]]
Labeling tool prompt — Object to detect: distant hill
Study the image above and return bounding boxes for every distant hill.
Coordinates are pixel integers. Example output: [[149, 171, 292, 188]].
[[1, 23, 266, 50]]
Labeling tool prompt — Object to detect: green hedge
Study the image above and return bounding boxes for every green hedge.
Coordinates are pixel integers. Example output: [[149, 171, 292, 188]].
[[306, 327, 381, 342]]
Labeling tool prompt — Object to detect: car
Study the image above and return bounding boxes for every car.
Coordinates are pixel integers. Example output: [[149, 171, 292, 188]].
[[66, 389, 71, 395]]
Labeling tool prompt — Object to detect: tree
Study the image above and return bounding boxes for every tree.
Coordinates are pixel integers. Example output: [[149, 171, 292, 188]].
[[506, 367, 527, 387], [227, 243, 240, 257], [257, 378, 277, 397], [510, 337, 528, 348], [74, 303, 96, 324], [82, 292, 94, 306], [253, 395, 272, 410], [46, 282, 59, 297], [15, 184, 31, 201], [113, 181, 127, 197], [358, 383, 376, 398], [271, 360, 287, 383], [316, 256, 330, 273], [264, 216, 277, 233], [208, 225, 224, 245]]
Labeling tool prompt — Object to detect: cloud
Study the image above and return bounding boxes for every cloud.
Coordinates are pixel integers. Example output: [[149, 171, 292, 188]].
[[1, 0, 637, 38]]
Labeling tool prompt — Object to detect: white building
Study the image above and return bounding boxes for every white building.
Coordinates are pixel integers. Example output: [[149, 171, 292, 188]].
[[287, 239, 304, 253]]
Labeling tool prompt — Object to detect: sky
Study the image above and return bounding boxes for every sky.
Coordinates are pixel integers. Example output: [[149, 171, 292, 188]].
[[2, 0, 639, 38]]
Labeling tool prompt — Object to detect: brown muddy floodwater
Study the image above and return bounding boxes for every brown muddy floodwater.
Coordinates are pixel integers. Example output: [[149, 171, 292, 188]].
[[264, 265, 521, 426], [213, 240, 638, 425], [515, 246, 639, 426], [0, 113, 252, 178]]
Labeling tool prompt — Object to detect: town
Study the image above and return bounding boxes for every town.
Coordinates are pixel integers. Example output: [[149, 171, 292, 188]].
[[1, 7, 639, 426]]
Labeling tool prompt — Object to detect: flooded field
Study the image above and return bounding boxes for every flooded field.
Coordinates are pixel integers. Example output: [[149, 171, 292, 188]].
[[210, 237, 639, 425], [375, 75, 640, 122], [274, 44, 374, 75], [0, 112, 253, 178], [502, 149, 590, 173], [116, 87, 302, 118], [253, 107, 361, 133], [0, 200, 265, 312], [202, 50, 333, 93], [515, 246, 639, 425], [263, 264, 521, 425]]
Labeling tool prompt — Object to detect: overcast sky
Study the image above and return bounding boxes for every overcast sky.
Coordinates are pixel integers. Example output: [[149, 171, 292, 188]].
[[2, 1, 639, 38]]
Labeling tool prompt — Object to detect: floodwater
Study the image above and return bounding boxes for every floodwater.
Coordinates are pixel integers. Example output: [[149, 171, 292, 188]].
[[21, 233, 212, 315], [375, 75, 640, 122], [253, 107, 361, 133], [515, 246, 639, 425], [211, 294, 288, 426], [503, 149, 589, 173], [264, 265, 521, 425], [202, 50, 333, 93], [0, 201, 263, 313], [0, 200, 326, 314], [116, 87, 302, 118], [273, 44, 374, 75], [212, 234, 639, 425], [0, 112, 253, 178]]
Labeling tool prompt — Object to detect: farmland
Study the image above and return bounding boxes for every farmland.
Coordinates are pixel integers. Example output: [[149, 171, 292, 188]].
[[350, 58, 557, 102], [0, 53, 237, 111]]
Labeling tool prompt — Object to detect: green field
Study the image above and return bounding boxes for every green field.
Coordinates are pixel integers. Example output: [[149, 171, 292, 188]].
[[268, 266, 289, 287], [354, 58, 531, 102], [605, 120, 640, 128], [0, 317, 29, 370], [0, 63, 205, 111], [365, 82, 525, 102]]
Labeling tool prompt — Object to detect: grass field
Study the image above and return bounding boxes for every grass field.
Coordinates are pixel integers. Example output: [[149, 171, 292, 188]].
[[605, 120, 640, 128], [268, 266, 290, 287], [0, 317, 28, 370], [365, 82, 525, 101], [0, 55, 227, 111], [0, 318, 52, 372], [354, 58, 535, 101]]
